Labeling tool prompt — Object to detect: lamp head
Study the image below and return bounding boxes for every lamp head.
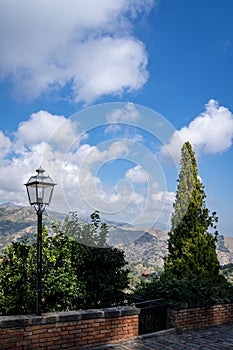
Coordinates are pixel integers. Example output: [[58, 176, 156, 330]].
[[25, 166, 56, 211]]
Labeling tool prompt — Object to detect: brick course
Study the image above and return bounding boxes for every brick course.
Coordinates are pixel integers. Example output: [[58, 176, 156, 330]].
[[0, 307, 139, 349], [1, 303, 233, 349], [168, 303, 233, 331]]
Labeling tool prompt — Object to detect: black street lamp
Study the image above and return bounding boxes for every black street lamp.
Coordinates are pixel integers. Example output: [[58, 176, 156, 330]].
[[25, 166, 56, 315]]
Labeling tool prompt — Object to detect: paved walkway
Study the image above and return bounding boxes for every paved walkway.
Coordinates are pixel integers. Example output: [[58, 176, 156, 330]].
[[92, 322, 233, 349]]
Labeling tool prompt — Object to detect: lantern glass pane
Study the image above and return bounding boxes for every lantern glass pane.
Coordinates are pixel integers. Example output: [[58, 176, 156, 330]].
[[25, 170, 56, 206], [27, 184, 37, 205]]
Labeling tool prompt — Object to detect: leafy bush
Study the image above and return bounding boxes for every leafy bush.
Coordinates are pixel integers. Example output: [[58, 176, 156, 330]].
[[0, 239, 36, 314], [0, 213, 129, 315], [134, 273, 233, 308]]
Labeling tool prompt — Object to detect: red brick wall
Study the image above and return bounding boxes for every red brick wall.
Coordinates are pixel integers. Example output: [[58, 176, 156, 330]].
[[0, 307, 139, 349], [2, 303, 233, 348], [168, 303, 233, 331]]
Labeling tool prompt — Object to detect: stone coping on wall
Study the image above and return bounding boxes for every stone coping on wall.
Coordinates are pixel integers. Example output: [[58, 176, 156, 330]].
[[0, 305, 140, 329]]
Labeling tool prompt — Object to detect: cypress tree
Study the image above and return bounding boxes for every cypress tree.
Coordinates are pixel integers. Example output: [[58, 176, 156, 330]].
[[164, 141, 220, 281], [135, 141, 233, 306]]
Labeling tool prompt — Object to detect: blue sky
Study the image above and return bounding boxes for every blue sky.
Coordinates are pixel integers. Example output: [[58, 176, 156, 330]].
[[0, 0, 233, 236]]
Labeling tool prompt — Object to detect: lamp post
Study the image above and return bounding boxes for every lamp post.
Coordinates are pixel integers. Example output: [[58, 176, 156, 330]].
[[25, 166, 56, 315]]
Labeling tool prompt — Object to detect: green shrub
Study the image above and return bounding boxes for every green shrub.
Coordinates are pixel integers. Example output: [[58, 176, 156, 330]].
[[0, 213, 129, 315]]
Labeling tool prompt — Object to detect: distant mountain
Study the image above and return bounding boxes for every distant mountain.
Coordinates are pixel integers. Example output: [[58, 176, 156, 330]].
[[1, 202, 22, 209], [0, 204, 233, 269], [106, 225, 168, 267], [107, 225, 147, 246], [0, 204, 65, 253], [216, 235, 233, 266]]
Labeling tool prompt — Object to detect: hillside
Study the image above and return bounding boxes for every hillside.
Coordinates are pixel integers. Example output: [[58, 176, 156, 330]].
[[108, 225, 233, 269], [0, 204, 233, 270], [0, 204, 64, 253], [107, 226, 168, 268]]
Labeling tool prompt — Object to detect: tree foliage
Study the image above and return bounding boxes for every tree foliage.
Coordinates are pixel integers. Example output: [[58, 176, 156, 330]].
[[134, 142, 233, 306], [164, 141, 220, 281], [0, 212, 129, 315], [134, 273, 233, 308]]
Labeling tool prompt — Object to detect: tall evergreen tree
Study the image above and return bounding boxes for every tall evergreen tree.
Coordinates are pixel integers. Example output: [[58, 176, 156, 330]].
[[164, 141, 220, 280], [134, 142, 233, 306]]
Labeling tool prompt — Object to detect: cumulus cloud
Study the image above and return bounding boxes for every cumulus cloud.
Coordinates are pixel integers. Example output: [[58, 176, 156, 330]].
[[0, 102, 175, 228], [161, 99, 233, 160], [71, 37, 148, 103], [0, 110, 81, 207], [15, 110, 78, 151], [106, 102, 141, 123], [105, 102, 143, 139], [125, 165, 150, 183], [0, 131, 11, 158], [0, 0, 154, 103], [75, 140, 129, 168]]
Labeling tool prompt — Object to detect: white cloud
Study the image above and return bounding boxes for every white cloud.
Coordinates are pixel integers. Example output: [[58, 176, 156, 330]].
[[71, 38, 148, 103], [106, 102, 141, 123], [0, 131, 11, 158], [0, 153, 45, 201], [161, 99, 233, 160], [0, 110, 83, 208], [15, 111, 77, 150], [0, 104, 175, 228], [125, 165, 150, 183], [0, 0, 154, 103], [105, 102, 143, 137], [75, 140, 129, 168]]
